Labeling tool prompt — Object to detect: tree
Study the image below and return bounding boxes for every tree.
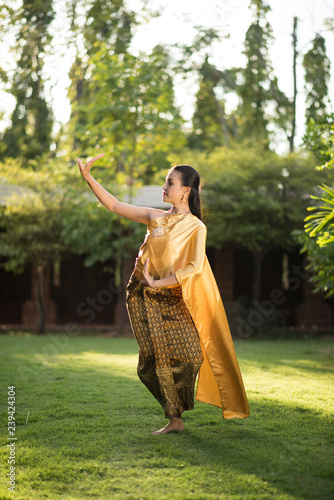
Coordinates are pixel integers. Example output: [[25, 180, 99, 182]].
[[182, 1, 293, 151], [237, 2, 272, 145], [64, 0, 183, 181], [0, 0, 54, 161], [303, 34, 331, 123], [82, 0, 137, 56], [236, 0, 293, 148], [64, 0, 138, 155], [175, 28, 237, 150], [286, 17, 298, 152], [71, 44, 185, 184], [188, 59, 235, 150], [0, 159, 74, 332]]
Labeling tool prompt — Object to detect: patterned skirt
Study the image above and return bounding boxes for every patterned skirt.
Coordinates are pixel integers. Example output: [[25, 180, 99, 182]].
[[126, 276, 204, 419]]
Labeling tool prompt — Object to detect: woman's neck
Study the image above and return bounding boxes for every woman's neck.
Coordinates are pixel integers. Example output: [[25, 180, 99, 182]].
[[169, 205, 191, 215]]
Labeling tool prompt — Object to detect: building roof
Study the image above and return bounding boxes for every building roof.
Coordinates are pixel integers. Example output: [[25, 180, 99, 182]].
[[123, 185, 167, 209]]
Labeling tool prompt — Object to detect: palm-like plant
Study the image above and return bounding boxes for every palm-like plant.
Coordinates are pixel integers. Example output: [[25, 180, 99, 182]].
[[305, 184, 334, 246]]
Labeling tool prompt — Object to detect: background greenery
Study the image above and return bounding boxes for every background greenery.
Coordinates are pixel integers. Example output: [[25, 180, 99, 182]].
[[0, 0, 333, 330]]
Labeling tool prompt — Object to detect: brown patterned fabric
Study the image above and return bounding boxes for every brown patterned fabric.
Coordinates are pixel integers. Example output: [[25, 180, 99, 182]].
[[126, 276, 203, 419]]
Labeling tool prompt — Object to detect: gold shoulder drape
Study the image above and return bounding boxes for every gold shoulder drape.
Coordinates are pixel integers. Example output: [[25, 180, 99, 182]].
[[134, 213, 249, 419]]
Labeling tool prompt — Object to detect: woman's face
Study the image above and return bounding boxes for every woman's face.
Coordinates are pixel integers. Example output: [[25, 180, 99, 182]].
[[162, 169, 187, 205]]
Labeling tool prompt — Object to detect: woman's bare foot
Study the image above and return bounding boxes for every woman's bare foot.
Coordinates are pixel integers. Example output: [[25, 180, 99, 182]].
[[153, 418, 185, 436]]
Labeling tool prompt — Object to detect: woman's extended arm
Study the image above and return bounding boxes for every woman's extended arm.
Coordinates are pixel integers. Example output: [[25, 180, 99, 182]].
[[78, 154, 165, 225]]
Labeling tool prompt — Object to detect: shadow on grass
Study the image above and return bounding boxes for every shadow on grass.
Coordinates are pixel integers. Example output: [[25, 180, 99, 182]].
[[0, 335, 333, 500]]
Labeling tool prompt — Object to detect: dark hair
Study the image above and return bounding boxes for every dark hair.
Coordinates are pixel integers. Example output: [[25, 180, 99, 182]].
[[173, 164, 203, 221]]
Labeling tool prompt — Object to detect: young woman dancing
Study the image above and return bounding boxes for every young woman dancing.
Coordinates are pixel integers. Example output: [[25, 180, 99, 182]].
[[78, 154, 249, 435]]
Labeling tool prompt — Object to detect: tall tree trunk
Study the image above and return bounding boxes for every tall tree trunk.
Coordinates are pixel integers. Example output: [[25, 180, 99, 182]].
[[36, 265, 46, 334], [288, 17, 298, 153]]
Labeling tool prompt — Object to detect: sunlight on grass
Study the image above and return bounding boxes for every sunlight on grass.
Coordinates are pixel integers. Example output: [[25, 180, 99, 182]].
[[0, 334, 333, 500], [237, 340, 334, 415], [57, 352, 139, 376]]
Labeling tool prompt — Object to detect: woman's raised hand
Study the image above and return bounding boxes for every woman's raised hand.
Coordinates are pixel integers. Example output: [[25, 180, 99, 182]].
[[77, 153, 105, 180]]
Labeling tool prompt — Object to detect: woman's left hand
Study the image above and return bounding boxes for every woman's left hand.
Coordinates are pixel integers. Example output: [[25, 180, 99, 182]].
[[141, 258, 157, 287]]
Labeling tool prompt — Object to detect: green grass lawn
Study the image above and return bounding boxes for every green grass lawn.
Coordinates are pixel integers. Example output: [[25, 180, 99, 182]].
[[0, 333, 333, 500]]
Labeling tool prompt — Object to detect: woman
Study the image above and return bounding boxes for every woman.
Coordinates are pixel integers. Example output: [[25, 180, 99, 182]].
[[78, 153, 249, 435]]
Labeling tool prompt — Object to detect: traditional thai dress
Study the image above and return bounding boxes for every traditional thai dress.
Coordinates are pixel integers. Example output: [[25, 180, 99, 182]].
[[126, 213, 249, 420]]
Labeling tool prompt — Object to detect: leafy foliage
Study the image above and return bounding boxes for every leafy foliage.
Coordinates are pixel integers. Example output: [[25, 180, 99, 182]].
[[0, 159, 145, 271], [236, 1, 292, 147], [299, 117, 334, 298], [200, 147, 326, 252], [0, 159, 72, 272], [181, 4, 292, 152], [0, 159, 146, 330], [301, 184, 334, 299], [188, 59, 237, 150], [295, 228, 334, 299], [305, 184, 334, 246], [82, 0, 137, 55], [0, 0, 54, 161], [0, 0, 333, 320], [303, 114, 334, 169], [68, 45, 185, 183], [303, 34, 331, 123]]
